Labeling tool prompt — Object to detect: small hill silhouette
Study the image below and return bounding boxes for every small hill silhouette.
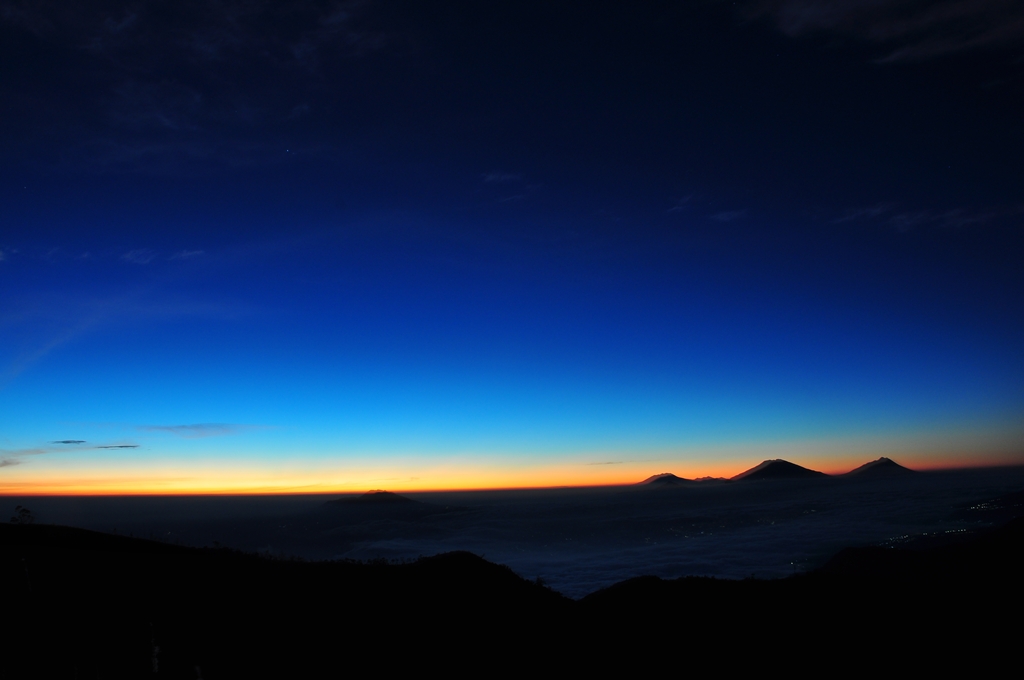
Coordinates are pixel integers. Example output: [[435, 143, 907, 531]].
[[321, 490, 464, 520], [732, 459, 826, 481], [637, 473, 692, 487], [352, 490, 417, 504], [324, 490, 420, 506], [845, 457, 914, 476]]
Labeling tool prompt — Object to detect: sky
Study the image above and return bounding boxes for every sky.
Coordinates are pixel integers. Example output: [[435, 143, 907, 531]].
[[1, 0, 1023, 493]]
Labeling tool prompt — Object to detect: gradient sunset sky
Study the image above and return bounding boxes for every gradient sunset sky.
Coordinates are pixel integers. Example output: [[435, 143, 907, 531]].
[[2, 1, 1023, 493]]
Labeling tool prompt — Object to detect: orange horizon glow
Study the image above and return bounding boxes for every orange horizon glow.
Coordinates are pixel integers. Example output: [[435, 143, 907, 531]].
[[2, 454, 1020, 496]]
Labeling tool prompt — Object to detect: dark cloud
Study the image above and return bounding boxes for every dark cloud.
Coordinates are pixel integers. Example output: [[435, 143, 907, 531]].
[[586, 461, 623, 466], [52, 440, 86, 444], [0, 459, 20, 467], [97, 444, 140, 449], [744, 0, 1024, 61]]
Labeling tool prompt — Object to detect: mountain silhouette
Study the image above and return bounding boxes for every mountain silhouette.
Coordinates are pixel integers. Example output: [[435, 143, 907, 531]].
[[731, 459, 827, 481], [637, 473, 692, 487], [845, 457, 914, 476]]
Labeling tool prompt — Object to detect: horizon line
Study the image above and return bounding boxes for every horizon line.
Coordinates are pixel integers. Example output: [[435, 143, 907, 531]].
[[3, 461, 1021, 497]]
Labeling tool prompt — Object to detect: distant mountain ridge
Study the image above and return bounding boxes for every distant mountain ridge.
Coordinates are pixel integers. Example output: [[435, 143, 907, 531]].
[[635, 457, 915, 486], [321, 490, 465, 521], [326, 490, 418, 505], [845, 457, 914, 476], [732, 459, 827, 481], [638, 473, 692, 487], [637, 473, 729, 487], [354, 490, 416, 503]]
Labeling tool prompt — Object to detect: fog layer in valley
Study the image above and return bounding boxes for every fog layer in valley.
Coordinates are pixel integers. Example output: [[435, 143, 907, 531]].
[[7, 466, 1024, 598]]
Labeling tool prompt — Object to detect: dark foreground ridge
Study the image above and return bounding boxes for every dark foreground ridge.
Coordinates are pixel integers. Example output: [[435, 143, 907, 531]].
[[3, 511, 1022, 676]]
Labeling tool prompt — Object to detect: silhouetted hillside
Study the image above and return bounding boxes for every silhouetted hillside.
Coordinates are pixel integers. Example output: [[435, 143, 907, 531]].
[[3, 507, 1021, 674], [845, 457, 914, 476], [0, 523, 567, 677], [951, 489, 1024, 524], [731, 459, 827, 481], [578, 516, 1023, 668], [821, 516, 1024, 578]]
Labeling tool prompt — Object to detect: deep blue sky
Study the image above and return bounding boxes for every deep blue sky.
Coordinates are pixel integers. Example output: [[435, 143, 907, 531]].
[[1, 1, 1022, 491]]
